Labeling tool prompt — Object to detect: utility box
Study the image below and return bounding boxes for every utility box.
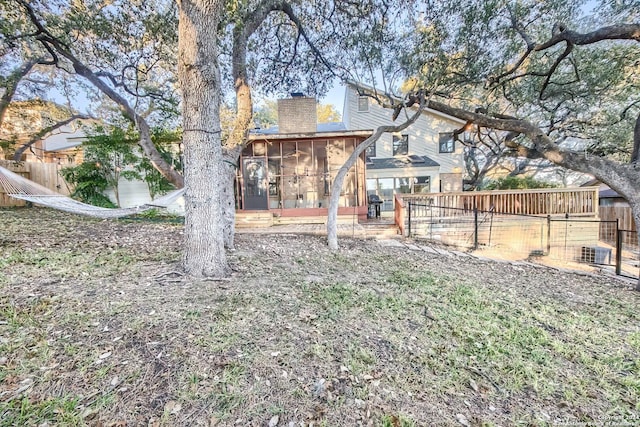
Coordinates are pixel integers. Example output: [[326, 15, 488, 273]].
[[580, 246, 612, 265]]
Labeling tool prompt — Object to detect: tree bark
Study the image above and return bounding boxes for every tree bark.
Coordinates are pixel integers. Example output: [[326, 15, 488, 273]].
[[327, 103, 424, 250], [0, 60, 38, 127], [177, 0, 229, 278], [629, 197, 640, 291], [218, 18, 257, 250], [221, 145, 242, 249], [631, 111, 640, 164]]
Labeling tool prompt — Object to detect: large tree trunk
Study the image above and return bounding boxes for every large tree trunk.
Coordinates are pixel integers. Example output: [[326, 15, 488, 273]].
[[629, 198, 640, 291], [221, 145, 243, 249], [327, 131, 381, 250], [177, 0, 229, 278], [631, 111, 640, 164]]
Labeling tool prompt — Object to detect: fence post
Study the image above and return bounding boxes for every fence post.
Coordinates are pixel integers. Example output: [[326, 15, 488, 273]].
[[408, 201, 412, 237], [546, 215, 551, 255], [616, 219, 622, 276], [474, 207, 479, 250]]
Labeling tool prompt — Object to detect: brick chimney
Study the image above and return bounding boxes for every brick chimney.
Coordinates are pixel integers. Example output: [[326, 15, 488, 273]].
[[277, 94, 317, 133]]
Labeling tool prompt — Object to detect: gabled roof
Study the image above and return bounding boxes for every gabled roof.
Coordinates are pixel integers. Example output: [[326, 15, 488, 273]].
[[367, 155, 439, 170], [346, 80, 466, 124]]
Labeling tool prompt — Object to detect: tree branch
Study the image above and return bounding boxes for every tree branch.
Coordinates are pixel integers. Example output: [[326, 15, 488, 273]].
[[12, 114, 91, 161], [16, 0, 184, 188], [0, 59, 39, 126]]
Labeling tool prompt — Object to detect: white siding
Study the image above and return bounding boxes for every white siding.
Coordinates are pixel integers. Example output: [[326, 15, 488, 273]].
[[43, 127, 87, 151], [343, 84, 465, 176]]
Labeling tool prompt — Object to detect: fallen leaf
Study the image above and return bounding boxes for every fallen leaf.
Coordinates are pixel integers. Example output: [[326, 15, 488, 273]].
[[268, 415, 279, 427], [455, 413, 470, 427]]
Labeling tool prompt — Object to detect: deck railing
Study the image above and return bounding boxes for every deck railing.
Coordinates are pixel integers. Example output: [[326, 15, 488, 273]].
[[394, 194, 405, 235], [399, 187, 599, 218]]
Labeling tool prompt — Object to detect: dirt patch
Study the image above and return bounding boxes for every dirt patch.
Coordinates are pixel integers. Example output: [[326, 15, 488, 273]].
[[1, 208, 639, 426]]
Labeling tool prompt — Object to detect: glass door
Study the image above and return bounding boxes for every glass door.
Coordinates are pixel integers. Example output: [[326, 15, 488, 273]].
[[242, 157, 268, 210]]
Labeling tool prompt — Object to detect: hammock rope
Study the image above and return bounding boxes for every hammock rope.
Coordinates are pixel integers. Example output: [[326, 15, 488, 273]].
[[0, 165, 184, 219]]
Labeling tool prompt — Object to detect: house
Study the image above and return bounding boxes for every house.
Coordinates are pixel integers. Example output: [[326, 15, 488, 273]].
[[0, 101, 87, 164], [581, 178, 628, 208], [238, 95, 372, 223], [342, 82, 466, 211]]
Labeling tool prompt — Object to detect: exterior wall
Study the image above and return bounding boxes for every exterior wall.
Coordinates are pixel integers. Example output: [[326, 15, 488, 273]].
[[343, 84, 465, 177], [366, 166, 439, 182], [277, 97, 318, 133]]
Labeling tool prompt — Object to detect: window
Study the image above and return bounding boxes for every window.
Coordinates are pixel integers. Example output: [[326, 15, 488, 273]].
[[357, 96, 369, 112], [392, 134, 408, 156], [439, 132, 455, 153], [365, 142, 376, 158], [367, 176, 431, 211], [396, 177, 411, 194], [413, 176, 431, 193]]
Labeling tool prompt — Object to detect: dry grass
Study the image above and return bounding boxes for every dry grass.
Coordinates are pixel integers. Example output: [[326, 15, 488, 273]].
[[1, 208, 639, 427]]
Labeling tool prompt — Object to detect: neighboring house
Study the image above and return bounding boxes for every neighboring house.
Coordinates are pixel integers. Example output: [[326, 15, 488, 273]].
[[40, 126, 87, 165], [581, 178, 629, 207], [1, 111, 184, 212], [0, 102, 84, 164], [240, 95, 371, 221], [581, 178, 635, 232], [342, 82, 466, 211]]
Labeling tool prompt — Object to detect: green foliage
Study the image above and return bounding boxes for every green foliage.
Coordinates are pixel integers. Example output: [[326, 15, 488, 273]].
[[0, 396, 83, 426], [0, 135, 17, 158], [60, 161, 116, 208], [252, 100, 278, 130], [481, 176, 557, 190], [61, 125, 140, 207], [135, 127, 182, 198], [61, 125, 181, 207]]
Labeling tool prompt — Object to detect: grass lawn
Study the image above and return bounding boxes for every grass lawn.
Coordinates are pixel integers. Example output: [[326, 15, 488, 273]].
[[1, 208, 639, 426]]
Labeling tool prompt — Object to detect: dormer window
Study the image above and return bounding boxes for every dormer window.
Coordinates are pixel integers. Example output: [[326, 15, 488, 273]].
[[392, 134, 408, 156], [357, 96, 369, 112]]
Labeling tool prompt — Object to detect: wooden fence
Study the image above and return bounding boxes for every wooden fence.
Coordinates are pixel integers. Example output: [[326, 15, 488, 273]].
[[0, 160, 70, 207], [599, 206, 636, 231], [398, 187, 599, 218]]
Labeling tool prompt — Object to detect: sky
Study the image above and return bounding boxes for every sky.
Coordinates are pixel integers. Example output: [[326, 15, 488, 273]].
[[321, 83, 346, 115]]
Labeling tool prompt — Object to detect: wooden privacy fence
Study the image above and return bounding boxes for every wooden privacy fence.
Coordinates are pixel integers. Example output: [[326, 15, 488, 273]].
[[599, 206, 636, 232], [0, 160, 70, 207], [399, 187, 599, 218]]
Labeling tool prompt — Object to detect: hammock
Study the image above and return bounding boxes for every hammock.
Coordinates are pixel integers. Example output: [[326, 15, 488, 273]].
[[0, 164, 184, 219]]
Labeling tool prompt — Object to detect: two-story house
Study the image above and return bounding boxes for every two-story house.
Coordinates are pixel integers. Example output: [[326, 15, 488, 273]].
[[343, 82, 466, 211]]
